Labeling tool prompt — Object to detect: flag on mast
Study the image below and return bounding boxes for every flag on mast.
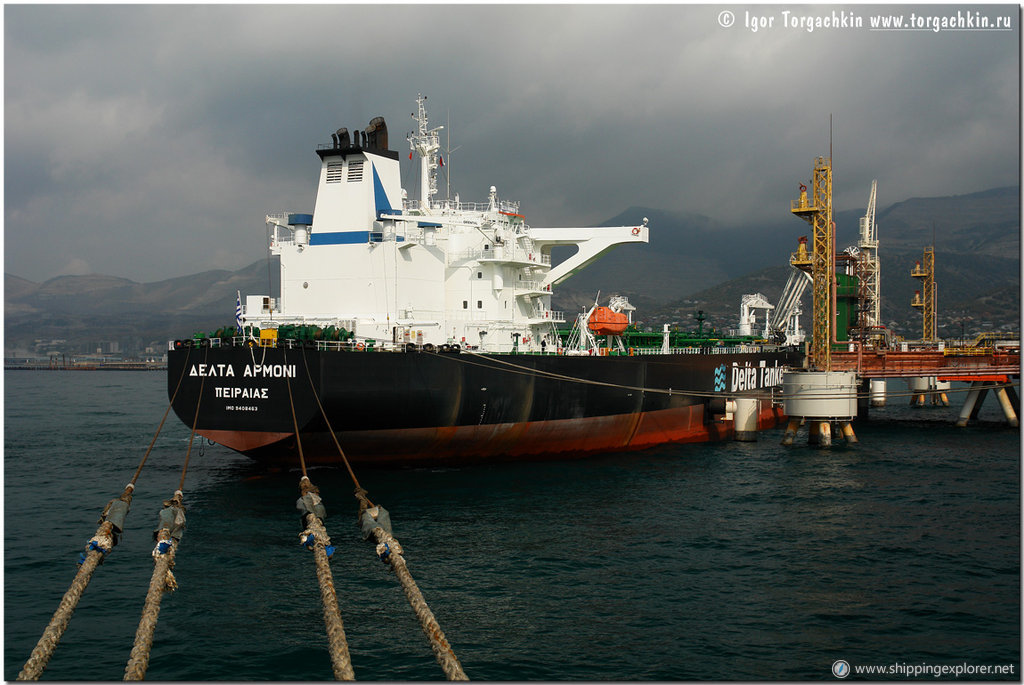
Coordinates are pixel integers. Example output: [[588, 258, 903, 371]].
[[235, 290, 243, 330]]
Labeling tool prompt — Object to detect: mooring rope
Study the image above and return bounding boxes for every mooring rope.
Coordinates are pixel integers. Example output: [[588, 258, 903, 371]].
[[297, 346, 468, 681], [356, 492, 469, 681], [18, 516, 120, 681], [284, 348, 356, 680], [129, 348, 194, 486], [297, 477, 355, 680], [17, 349, 194, 681], [454, 350, 1021, 402], [449, 349, 775, 400], [123, 491, 185, 681], [124, 349, 206, 681], [298, 346, 366, 497]]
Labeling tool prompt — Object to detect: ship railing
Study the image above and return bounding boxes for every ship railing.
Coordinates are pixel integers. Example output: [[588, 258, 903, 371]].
[[531, 306, 565, 322], [191, 337, 773, 357], [446, 311, 495, 323], [219, 336, 400, 352], [449, 247, 551, 266], [539, 311, 566, 323], [403, 198, 521, 215], [626, 345, 768, 356], [518, 279, 552, 292]]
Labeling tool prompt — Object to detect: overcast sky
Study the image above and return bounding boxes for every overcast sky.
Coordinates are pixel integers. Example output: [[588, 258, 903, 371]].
[[4, 4, 1019, 283]]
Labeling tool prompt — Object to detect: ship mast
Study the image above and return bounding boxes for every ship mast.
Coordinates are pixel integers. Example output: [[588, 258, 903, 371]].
[[407, 94, 443, 212]]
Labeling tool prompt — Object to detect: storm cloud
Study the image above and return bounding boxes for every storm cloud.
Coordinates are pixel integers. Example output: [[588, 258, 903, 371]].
[[5, 4, 1019, 282]]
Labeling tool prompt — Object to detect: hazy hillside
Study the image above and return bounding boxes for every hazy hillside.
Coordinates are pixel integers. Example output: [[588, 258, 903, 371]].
[[6, 186, 1018, 356], [623, 247, 1020, 341], [554, 206, 795, 301], [5, 261, 280, 355], [560, 186, 1019, 304]]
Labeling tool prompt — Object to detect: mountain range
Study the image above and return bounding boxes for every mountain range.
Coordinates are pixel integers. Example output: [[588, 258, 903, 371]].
[[5, 186, 1019, 356], [555, 185, 1019, 336]]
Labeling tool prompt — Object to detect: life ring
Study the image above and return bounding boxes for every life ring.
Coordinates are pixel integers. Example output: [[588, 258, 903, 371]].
[[355, 342, 365, 351], [631, 226, 641, 236]]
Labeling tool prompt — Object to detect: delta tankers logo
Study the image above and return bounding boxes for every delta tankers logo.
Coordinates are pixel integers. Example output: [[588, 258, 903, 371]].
[[714, 361, 786, 392], [713, 364, 727, 392]]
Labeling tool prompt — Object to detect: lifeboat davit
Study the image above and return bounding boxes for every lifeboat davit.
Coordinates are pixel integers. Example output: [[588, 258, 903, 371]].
[[587, 306, 628, 336]]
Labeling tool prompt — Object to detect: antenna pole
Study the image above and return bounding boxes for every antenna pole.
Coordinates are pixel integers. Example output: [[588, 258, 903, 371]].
[[446, 111, 451, 204]]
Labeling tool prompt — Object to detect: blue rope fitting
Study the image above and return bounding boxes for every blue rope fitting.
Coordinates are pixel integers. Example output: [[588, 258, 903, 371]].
[[303, 533, 315, 550], [77, 552, 87, 565], [324, 545, 336, 559], [378, 542, 391, 562], [156, 540, 172, 554], [88, 540, 109, 555]]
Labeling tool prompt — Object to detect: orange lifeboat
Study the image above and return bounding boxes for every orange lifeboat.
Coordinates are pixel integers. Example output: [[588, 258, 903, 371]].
[[587, 307, 628, 336]]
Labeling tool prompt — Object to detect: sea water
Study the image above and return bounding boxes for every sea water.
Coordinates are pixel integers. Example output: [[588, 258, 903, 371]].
[[4, 370, 1020, 680]]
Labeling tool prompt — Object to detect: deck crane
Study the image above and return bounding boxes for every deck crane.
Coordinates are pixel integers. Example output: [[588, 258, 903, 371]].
[[738, 293, 775, 338]]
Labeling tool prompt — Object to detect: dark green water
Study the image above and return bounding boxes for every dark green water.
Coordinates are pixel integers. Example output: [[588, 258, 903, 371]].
[[4, 370, 1020, 680]]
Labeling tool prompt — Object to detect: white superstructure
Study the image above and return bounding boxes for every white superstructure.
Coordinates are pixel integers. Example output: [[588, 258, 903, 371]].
[[244, 96, 649, 353]]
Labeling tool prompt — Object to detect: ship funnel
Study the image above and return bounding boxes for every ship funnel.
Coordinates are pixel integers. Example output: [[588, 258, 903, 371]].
[[335, 128, 350, 148], [366, 117, 388, 150]]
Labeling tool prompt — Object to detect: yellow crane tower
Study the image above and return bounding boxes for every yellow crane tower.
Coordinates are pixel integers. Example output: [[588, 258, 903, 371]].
[[911, 246, 936, 340], [791, 156, 834, 370]]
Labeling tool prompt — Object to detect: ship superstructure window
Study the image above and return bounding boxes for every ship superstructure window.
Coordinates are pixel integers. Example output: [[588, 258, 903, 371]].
[[463, 301, 468, 309], [325, 162, 343, 183], [347, 160, 364, 182], [477, 301, 483, 309], [477, 272, 483, 279]]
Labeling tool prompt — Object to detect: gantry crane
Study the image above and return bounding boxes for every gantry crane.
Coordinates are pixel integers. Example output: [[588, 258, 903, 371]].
[[911, 246, 936, 341], [791, 157, 834, 370]]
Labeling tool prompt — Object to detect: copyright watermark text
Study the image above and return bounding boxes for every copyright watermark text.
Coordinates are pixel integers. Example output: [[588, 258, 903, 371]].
[[717, 8, 1013, 33], [832, 659, 1016, 679]]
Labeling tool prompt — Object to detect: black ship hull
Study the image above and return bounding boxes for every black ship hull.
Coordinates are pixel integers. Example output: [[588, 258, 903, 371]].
[[168, 345, 801, 466]]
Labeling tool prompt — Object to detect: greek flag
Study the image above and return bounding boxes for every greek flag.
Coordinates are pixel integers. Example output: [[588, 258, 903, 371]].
[[235, 291, 243, 330]]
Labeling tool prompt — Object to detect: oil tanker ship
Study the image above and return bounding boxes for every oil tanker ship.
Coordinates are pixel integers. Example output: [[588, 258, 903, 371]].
[[168, 96, 800, 466]]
